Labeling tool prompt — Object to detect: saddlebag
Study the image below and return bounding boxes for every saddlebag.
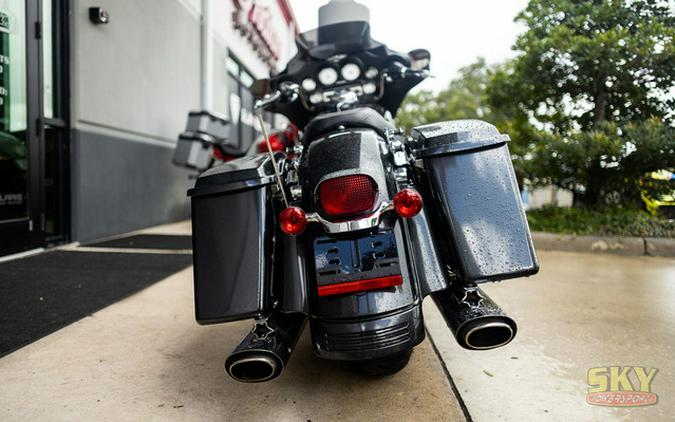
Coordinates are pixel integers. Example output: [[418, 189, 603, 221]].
[[411, 120, 538, 282], [173, 110, 230, 171], [188, 154, 278, 323]]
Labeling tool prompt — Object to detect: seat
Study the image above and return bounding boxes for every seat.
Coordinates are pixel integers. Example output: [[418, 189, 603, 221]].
[[302, 107, 394, 143]]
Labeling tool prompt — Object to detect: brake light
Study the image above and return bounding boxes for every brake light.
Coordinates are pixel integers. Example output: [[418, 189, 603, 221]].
[[317, 275, 403, 297], [279, 206, 307, 235], [394, 188, 423, 218], [319, 175, 378, 218]]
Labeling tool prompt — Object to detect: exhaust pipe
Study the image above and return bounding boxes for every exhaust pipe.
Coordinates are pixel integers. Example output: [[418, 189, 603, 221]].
[[225, 311, 305, 383], [431, 283, 516, 350]]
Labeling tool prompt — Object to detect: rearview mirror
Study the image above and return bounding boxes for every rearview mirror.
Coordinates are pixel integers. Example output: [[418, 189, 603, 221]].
[[408, 49, 431, 71], [250, 78, 271, 98]]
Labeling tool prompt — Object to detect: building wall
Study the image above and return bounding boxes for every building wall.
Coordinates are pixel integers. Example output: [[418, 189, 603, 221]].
[[68, 0, 296, 242]]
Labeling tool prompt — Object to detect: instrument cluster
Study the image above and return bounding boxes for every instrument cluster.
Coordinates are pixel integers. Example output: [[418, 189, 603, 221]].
[[298, 56, 381, 106]]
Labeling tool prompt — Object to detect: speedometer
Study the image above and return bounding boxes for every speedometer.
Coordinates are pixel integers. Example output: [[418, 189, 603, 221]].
[[318, 67, 338, 86], [340, 63, 361, 81]]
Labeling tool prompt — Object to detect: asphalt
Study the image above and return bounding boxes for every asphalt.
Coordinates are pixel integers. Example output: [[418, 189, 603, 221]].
[[1, 221, 673, 421]]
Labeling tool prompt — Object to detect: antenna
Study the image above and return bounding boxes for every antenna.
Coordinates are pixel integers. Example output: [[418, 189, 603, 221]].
[[256, 112, 289, 208]]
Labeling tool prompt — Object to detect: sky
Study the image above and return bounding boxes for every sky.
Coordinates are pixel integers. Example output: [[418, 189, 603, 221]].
[[288, 0, 529, 92]]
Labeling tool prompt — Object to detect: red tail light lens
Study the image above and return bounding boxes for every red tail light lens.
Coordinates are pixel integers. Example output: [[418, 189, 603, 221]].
[[279, 206, 307, 235], [394, 188, 423, 218], [318, 175, 378, 218]]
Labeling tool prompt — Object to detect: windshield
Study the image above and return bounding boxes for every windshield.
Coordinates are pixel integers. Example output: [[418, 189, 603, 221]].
[[295, 21, 377, 60]]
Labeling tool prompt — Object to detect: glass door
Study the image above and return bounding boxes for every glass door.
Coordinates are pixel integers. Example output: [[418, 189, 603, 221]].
[[0, 0, 42, 256]]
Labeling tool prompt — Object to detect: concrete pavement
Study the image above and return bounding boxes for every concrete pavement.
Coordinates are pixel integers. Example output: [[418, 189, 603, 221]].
[[0, 222, 464, 422], [427, 251, 675, 422], [1, 221, 673, 421]]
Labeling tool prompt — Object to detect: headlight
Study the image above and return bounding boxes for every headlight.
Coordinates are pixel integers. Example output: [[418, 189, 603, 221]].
[[318, 67, 338, 86], [365, 67, 378, 79], [302, 78, 317, 91], [340, 63, 361, 81], [363, 82, 377, 95]]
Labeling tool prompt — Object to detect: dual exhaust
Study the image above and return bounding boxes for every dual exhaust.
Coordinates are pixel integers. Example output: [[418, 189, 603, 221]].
[[431, 283, 517, 350], [225, 284, 515, 383]]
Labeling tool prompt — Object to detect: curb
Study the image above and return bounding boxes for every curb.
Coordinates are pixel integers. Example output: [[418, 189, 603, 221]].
[[532, 232, 675, 258]]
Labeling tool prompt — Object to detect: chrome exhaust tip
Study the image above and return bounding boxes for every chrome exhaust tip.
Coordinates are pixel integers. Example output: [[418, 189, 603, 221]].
[[460, 318, 516, 350], [226, 353, 281, 383], [224, 311, 305, 383], [431, 284, 518, 351]]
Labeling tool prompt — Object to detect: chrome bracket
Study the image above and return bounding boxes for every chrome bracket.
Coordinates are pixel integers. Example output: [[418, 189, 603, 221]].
[[305, 201, 395, 234]]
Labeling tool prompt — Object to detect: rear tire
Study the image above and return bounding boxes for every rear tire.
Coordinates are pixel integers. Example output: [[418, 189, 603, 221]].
[[352, 349, 413, 377]]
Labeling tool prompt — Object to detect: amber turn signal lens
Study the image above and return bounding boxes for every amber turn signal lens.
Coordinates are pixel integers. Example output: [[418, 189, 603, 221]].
[[393, 188, 423, 218], [279, 206, 307, 235]]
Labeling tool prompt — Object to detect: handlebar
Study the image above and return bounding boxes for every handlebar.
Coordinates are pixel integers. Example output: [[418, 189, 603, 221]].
[[384, 62, 430, 81]]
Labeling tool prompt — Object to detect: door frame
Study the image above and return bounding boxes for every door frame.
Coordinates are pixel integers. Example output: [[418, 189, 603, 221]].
[[41, 0, 71, 245], [0, 0, 44, 256]]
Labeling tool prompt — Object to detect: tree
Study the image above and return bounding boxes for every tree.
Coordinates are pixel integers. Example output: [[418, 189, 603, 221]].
[[396, 59, 537, 184], [396, 58, 493, 131], [492, 0, 674, 206]]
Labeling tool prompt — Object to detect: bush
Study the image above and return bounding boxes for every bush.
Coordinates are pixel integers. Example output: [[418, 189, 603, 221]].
[[526, 206, 674, 238]]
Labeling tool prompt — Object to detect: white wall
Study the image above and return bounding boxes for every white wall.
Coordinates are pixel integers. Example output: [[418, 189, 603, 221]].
[[71, 0, 201, 142], [72, 0, 297, 137]]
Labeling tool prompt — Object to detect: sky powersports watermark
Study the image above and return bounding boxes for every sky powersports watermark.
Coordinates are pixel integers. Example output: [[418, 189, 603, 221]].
[[587, 366, 658, 407]]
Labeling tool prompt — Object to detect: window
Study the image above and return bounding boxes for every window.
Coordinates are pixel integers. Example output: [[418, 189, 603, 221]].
[[226, 54, 274, 152]]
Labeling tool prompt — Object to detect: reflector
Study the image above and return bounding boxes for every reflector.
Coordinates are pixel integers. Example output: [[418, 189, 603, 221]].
[[318, 175, 377, 218], [317, 275, 403, 297]]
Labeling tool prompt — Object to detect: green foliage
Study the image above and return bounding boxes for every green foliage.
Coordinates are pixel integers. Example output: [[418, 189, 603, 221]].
[[529, 118, 674, 205], [526, 205, 675, 238], [398, 1, 674, 207], [504, 0, 675, 206], [396, 59, 535, 183], [396, 58, 493, 131], [508, 0, 674, 131]]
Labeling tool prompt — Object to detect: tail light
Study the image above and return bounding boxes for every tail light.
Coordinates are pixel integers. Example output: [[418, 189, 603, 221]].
[[394, 188, 423, 218], [279, 206, 307, 235], [318, 175, 378, 219]]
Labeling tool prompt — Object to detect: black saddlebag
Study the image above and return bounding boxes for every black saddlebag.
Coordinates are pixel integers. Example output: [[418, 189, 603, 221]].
[[188, 154, 278, 324], [411, 120, 538, 282]]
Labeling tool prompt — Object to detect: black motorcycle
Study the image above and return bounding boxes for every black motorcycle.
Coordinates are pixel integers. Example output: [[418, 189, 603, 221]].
[[187, 21, 538, 383]]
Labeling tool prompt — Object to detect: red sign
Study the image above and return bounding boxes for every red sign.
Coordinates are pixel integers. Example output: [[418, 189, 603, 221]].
[[233, 0, 283, 68]]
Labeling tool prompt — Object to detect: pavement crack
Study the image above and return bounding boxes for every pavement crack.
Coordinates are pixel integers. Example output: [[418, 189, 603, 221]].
[[425, 329, 473, 422]]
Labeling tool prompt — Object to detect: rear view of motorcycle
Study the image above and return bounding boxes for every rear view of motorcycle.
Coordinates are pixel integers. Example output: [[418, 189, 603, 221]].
[[188, 20, 539, 382]]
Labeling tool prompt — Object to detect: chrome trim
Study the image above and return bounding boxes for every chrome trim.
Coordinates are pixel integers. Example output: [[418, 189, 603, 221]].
[[463, 321, 514, 350], [306, 201, 395, 234], [226, 354, 279, 383]]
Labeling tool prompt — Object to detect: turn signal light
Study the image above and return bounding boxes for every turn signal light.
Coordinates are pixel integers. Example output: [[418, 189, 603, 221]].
[[393, 188, 423, 218], [279, 206, 307, 235], [257, 132, 286, 153], [319, 175, 378, 218]]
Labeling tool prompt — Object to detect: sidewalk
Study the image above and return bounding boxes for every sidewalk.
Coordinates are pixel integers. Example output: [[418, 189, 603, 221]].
[[0, 222, 464, 422], [426, 250, 675, 421]]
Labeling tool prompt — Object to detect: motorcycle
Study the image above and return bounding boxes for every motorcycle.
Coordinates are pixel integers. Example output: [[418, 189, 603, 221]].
[[187, 20, 538, 383]]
